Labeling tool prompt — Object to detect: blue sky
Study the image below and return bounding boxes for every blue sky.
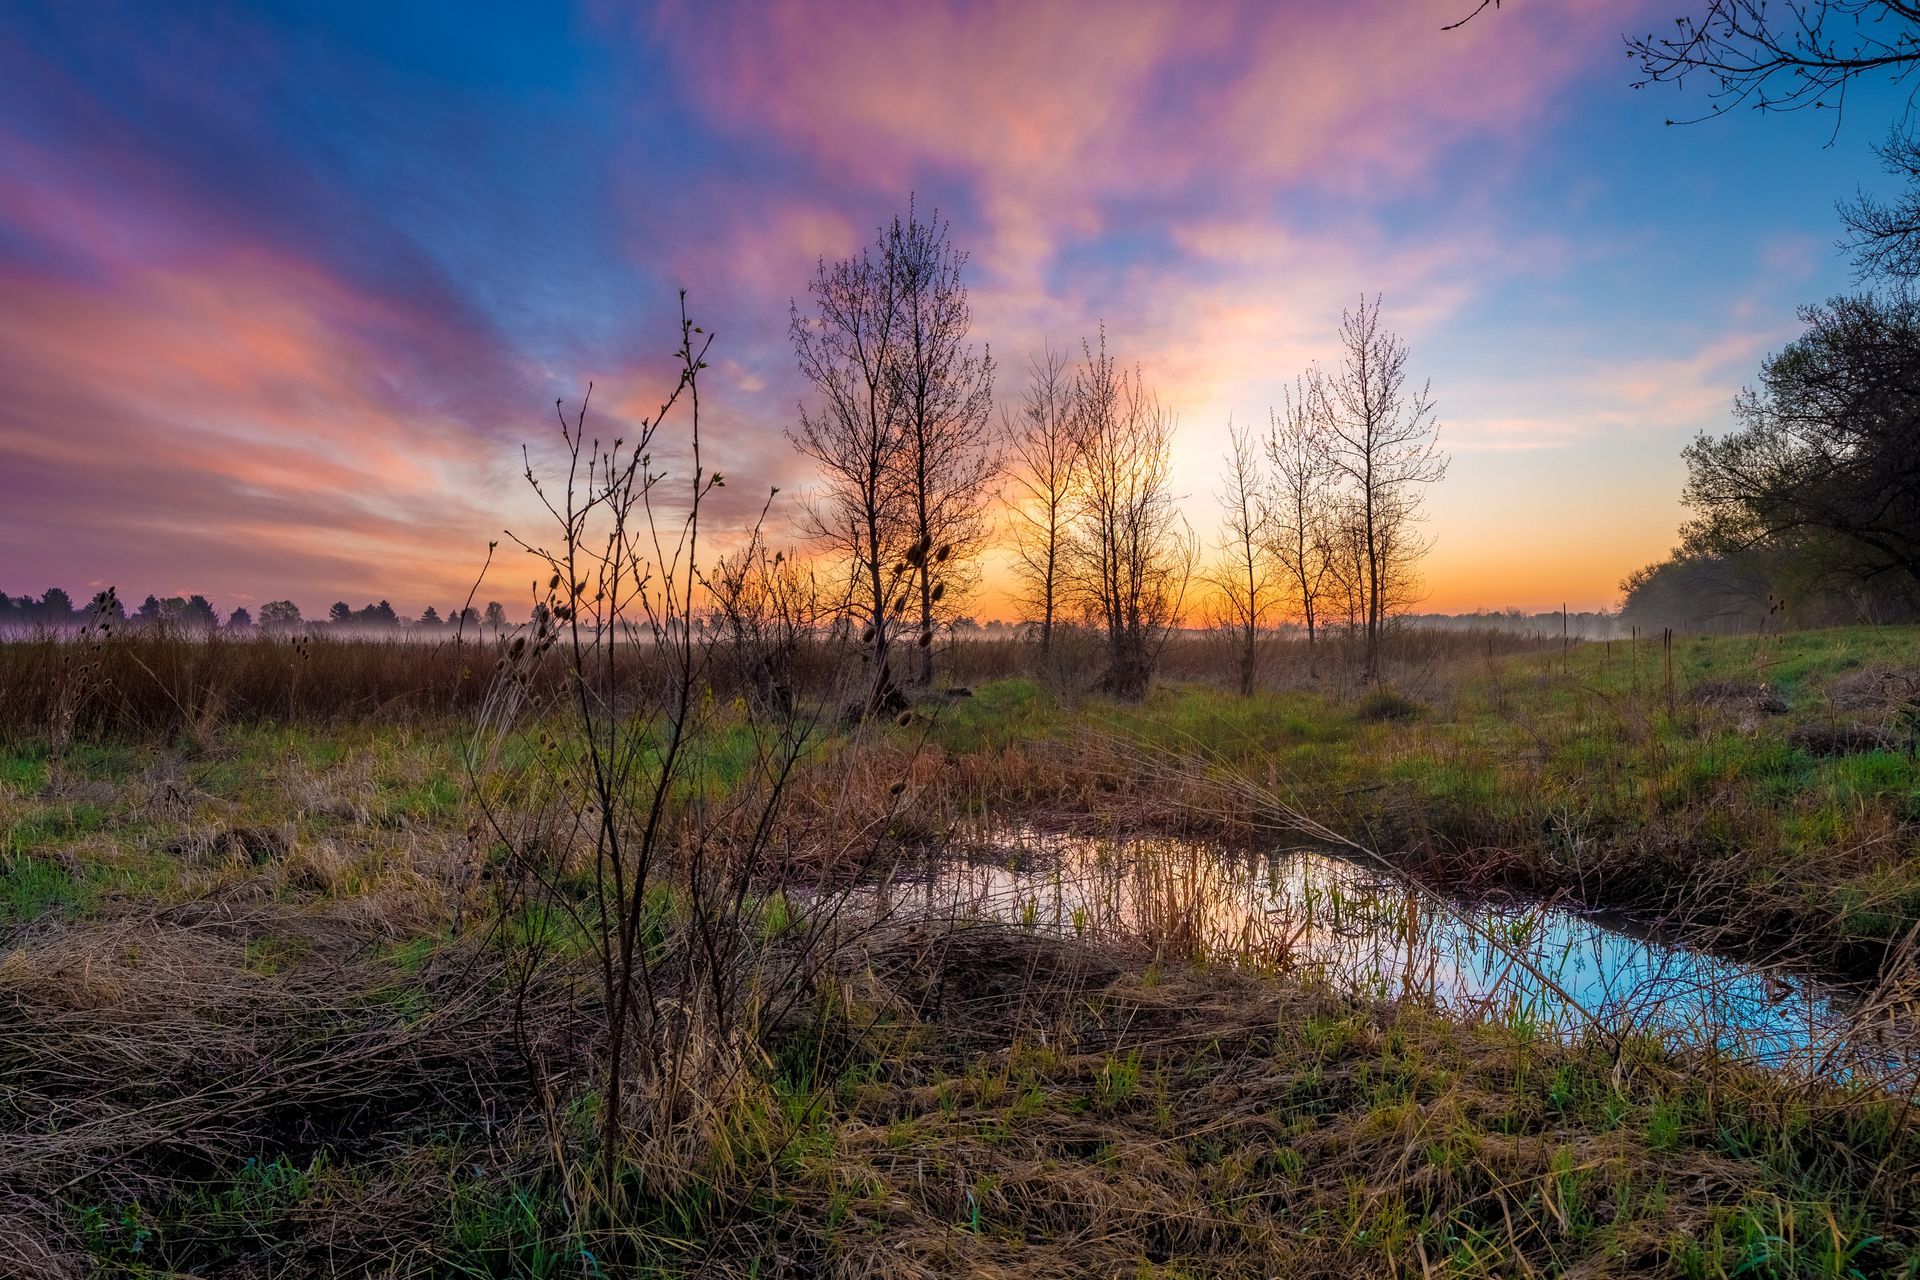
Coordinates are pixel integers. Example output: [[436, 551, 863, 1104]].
[[0, 0, 1907, 615]]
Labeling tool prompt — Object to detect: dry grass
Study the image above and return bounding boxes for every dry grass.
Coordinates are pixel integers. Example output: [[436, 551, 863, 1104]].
[[0, 630, 497, 744], [0, 622, 1551, 747], [715, 923, 1920, 1277], [0, 902, 576, 1276], [5, 625, 1920, 1274]]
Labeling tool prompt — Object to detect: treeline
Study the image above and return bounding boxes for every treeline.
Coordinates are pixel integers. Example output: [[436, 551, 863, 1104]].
[[0, 589, 519, 635], [14, 203, 1455, 700], [1623, 291, 1920, 633], [785, 202, 1449, 705]]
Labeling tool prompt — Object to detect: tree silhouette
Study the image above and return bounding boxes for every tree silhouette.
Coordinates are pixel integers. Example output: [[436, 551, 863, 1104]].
[[182, 595, 218, 630], [1004, 347, 1081, 660], [1207, 421, 1274, 696], [788, 209, 915, 713], [891, 201, 997, 686], [1065, 330, 1194, 700], [1265, 374, 1337, 669], [1320, 296, 1447, 682], [1683, 292, 1920, 589], [350, 601, 399, 628]]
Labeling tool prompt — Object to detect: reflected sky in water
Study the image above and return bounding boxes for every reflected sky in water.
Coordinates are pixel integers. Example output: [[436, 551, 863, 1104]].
[[866, 827, 1897, 1077]]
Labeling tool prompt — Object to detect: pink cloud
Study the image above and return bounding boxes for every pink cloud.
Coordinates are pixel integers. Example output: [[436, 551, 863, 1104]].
[[648, 0, 1633, 281], [0, 245, 538, 611]]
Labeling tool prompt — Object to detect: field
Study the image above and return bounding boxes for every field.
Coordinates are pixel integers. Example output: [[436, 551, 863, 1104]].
[[4, 625, 1920, 1277]]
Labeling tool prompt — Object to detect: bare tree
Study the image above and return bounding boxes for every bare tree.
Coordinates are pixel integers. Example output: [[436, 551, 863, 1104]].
[[703, 490, 821, 720], [1843, 130, 1920, 279], [891, 202, 997, 686], [788, 220, 913, 715], [1369, 486, 1428, 626], [1321, 494, 1370, 638], [1453, 3, 1920, 275], [1003, 347, 1080, 657], [1264, 374, 1337, 673], [1066, 329, 1195, 700], [469, 299, 920, 1245], [1626, 2, 1920, 126], [1320, 296, 1447, 682], [1622, 3, 1920, 276], [1208, 420, 1274, 695]]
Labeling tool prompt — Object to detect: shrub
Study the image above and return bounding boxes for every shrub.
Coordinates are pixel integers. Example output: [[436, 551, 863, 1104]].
[[1354, 687, 1425, 723]]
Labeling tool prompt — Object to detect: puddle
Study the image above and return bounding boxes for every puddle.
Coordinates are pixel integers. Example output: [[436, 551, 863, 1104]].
[[861, 826, 1905, 1077]]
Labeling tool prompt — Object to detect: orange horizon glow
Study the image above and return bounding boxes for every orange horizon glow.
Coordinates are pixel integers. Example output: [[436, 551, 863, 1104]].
[[0, 2, 1886, 622]]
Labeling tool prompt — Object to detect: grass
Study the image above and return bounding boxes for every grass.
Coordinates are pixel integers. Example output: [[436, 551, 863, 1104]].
[[898, 626, 1920, 968], [661, 924, 1920, 1277], [3, 625, 1920, 1275]]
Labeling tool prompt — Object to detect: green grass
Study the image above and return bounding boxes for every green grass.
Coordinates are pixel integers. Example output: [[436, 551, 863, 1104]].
[[713, 950, 1920, 1278], [8, 626, 1920, 1276], [910, 626, 1920, 961], [0, 853, 93, 922]]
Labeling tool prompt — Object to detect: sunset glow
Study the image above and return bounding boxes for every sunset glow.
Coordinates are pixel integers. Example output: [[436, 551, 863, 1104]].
[[1, 1, 1901, 616]]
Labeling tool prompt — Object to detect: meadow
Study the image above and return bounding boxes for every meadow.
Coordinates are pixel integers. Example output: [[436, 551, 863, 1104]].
[[4, 623, 1920, 1277]]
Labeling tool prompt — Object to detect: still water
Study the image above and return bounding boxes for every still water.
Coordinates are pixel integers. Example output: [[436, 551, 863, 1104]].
[[864, 826, 1904, 1078]]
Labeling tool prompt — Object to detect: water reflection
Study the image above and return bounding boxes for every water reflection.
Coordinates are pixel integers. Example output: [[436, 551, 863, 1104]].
[[867, 826, 1892, 1075]]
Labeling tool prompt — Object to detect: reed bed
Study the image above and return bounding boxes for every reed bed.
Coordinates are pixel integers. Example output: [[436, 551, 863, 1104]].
[[0, 621, 1556, 746]]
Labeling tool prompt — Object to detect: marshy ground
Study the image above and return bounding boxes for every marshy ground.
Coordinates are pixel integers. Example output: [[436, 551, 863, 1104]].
[[5, 626, 1920, 1276]]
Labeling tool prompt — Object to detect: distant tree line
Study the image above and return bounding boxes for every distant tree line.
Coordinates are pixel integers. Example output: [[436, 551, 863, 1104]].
[[0, 589, 511, 635], [1403, 609, 1625, 641]]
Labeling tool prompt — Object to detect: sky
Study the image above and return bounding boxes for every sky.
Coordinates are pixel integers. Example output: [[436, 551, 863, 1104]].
[[0, 0, 1909, 618]]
